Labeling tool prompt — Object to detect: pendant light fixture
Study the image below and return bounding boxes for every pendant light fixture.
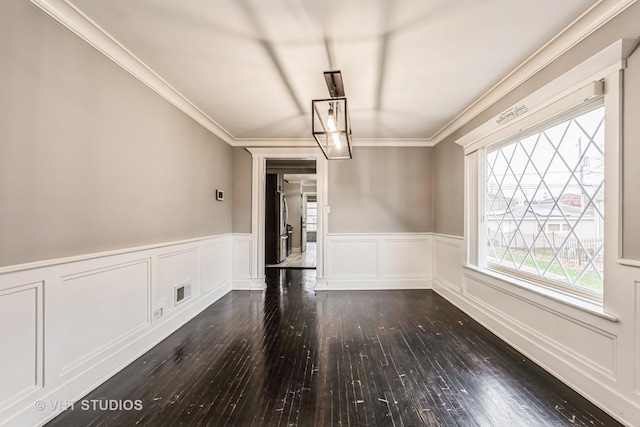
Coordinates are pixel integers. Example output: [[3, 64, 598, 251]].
[[312, 71, 352, 159]]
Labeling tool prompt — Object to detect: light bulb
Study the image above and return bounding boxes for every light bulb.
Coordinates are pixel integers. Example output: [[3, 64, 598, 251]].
[[332, 133, 341, 149], [327, 111, 337, 131]]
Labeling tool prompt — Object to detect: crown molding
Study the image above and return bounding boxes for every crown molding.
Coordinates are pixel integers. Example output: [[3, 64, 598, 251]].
[[233, 138, 434, 148], [30, 0, 236, 146], [352, 138, 435, 147], [429, 0, 638, 146]]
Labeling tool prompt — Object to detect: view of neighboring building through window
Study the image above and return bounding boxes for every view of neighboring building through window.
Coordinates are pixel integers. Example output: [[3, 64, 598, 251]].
[[486, 105, 605, 294]]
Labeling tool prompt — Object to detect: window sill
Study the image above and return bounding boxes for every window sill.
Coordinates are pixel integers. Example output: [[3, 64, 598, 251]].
[[462, 265, 619, 322]]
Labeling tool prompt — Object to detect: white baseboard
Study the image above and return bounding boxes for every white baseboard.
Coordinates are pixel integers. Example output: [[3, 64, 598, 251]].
[[250, 278, 266, 291], [320, 279, 432, 291], [232, 279, 252, 290], [315, 277, 328, 289]]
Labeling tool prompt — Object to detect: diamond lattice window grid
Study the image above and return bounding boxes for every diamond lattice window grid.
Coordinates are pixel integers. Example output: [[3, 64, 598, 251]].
[[486, 105, 605, 293]]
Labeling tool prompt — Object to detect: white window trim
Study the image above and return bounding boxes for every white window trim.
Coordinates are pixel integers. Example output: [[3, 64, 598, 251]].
[[460, 38, 638, 314]]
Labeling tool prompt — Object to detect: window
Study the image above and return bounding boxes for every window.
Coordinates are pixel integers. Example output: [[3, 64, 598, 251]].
[[548, 224, 561, 232], [306, 201, 317, 231], [485, 104, 605, 297], [458, 40, 627, 310]]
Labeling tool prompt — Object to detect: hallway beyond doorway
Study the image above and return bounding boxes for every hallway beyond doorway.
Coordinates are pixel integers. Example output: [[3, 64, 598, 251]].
[[266, 242, 316, 269]]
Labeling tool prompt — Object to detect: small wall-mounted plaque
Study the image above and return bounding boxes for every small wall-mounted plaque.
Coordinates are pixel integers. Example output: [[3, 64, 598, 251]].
[[216, 189, 224, 201]]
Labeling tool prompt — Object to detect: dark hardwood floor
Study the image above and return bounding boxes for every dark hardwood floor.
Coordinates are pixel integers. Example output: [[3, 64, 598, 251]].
[[47, 269, 621, 426]]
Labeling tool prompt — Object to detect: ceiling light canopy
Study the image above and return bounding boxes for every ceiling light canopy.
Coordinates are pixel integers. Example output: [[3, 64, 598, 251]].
[[312, 71, 352, 160]]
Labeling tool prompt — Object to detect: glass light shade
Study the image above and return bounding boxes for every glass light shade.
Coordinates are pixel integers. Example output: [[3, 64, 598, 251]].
[[312, 97, 352, 159]]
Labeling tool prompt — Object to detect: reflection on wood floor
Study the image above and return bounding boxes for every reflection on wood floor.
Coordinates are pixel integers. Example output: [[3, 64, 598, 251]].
[[266, 242, 316, 269], [47, 269, 621, 427]]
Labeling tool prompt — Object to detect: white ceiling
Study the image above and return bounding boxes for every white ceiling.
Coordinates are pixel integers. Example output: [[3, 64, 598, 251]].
[[62, 0, 601, 143]]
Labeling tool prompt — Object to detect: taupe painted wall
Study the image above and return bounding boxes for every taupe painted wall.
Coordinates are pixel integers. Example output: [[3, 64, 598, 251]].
[[328, 147, 433, 233], [433, 1, 640, 244], [433, 141, 464, 236], [0, 1, 232, 267], [284, 182, 302, 249], [231, 147, 252, 233]]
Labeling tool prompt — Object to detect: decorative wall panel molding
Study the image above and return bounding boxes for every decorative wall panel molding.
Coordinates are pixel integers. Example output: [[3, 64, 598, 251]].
[[327, 239, 379, 279], [381, 239, 432, 278], [232, 234, 252, 290], [464, 272, 616, 379], [0, 281, 44, 409], [324, 234, 432, 290], [432, 234, 464, 293], [0, 234, 233, 427], [202, 240, 232, 295], [54, 259, 150, 379], [157, 248, 200, 315]]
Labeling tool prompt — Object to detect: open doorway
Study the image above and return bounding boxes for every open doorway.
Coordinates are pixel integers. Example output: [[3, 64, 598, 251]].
[[264, 160, 317, 269], [247, 147, 327, 291]]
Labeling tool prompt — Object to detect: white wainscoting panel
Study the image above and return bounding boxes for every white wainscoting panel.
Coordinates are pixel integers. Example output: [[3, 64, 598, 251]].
[[201, 238, 232, 295], [232, 234, 252, 290], [158, 248, 200, 311], [465, 273, 616, 378], [49, 260, 150, 382], [324, 234, 431, 290], [381, 238, 432, 278], [0, 234, 233, 427], [0, 282, 43, 408], [432, 234, 464, 293], [328, 239, 378, 278]]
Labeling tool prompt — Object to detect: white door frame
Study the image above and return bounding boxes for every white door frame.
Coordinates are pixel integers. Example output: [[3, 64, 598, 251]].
[[301, 191, 317, 252], [246, 147, 328, 290]]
